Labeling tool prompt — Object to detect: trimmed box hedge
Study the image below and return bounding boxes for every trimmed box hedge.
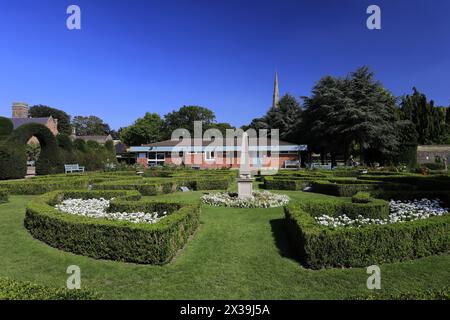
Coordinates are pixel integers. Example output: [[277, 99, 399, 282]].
[[284, 203, 450, 269], [0, 188, 8, 204], [311, 179, 380, 197], [24, 190, 200, 264], [0, 277, 99, 300]]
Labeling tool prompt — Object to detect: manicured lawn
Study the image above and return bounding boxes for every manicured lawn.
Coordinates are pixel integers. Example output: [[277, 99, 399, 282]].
[[0, 193, 448, 299]]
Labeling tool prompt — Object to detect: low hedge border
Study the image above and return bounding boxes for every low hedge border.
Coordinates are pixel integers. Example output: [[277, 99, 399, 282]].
[[0, 188, 8, 204], [311, 180, 380, 197], [348, 286, 449, 300], [284, 203, 450, 269], [24, 190, 201, 264], [0, 277, 99, 300]]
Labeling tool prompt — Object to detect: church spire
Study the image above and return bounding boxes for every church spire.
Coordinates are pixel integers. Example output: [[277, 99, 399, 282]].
[[272, 71, 279, 109]]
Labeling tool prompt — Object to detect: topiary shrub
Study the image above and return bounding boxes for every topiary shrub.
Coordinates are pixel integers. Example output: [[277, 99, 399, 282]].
[[0, 117, 13, 140], [284, 203, 449, 269], [0, 141, 27, 180], [6, 123, 63, 175], [0, 189, 8, 203], [0, 277, 99, 300], [352, 191, 372, 203], [24, 190, 201, 264]]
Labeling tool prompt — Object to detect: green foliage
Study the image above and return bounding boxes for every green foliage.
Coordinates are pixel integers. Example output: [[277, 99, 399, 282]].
[[24, 190, 201, 264], [311, 179, 379, 197], [0, 189, 8, 203], [0, 117, 13, 139], [7, 123, 63, 175], [120, 112, 164, 146], [0, 277, 100, 300], [400, 88, 447, 144], [72, 115, 110, 136], [162, 105, 216, 140], [56, 134, 73, 151], [284, 203, 450, 269], [73, 138, 87, 152], [0, 141, 26, 180], [349, 286, 449, 300], [423, 162, 446, 170], [29, 105, 72, 135], [351, 191, 371, 203]]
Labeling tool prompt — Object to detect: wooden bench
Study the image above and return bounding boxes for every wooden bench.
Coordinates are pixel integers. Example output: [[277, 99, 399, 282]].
[[64, 164, 85, 174]]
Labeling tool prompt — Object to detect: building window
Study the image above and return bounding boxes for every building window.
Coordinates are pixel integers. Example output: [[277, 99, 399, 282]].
[[148, 152, 165, 166], [205, 150, 215, 161]]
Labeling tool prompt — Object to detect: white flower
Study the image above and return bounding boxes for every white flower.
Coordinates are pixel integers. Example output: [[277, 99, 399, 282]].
[[315, 198, 448, 228], [55, 198, 168, 224], [201, 191, 289, 208]]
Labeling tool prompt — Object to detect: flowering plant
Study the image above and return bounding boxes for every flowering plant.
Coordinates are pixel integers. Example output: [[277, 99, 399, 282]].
[[201, 190, 289, 208], [55, 198, 167, 224], [316, 198, 449, 228]]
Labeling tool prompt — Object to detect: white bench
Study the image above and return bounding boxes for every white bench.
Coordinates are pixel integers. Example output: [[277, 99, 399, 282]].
[[64, 164, 85, 174], [284, 160, 300, 168]]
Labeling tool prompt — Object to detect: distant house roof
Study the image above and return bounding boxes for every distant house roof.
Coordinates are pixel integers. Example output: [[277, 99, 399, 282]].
[[73, 135, 113, 144], [10, 117, 50, 129], [129, 138, 307, 153]]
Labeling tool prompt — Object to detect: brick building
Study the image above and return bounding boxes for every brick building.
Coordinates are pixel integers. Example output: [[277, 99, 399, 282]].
[[129, 138, 306, 170], [9, 102, 58, 143]]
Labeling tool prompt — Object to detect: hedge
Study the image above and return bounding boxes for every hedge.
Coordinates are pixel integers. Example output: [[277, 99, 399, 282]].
[[0, 117, 13, 139], [349, 286, 449, 300], [311, 179, 380, 197], [0, 277, 99, 300], [360, 174, 450, 191], [284, 203, 450, 269], [263, 176, 315, 190], [299, 196, 389, 220], [7, 123, 63, 175], [24, 190, 200, 264], [0, 141, 27, 180], [0, 188, 8, 203]]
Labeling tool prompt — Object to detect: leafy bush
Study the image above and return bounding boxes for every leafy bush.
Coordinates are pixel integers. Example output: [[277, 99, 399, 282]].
[[0, 189, 8, 203], [311, 180, 380, 197], [0, 117, 13, 140], [349, 286, 449, 300], [24, 190, 200, 264], [7, 123, 63, 175], [352, 191, 371, 203], [263, 176, 312, 190], [0, 141, 27, 180], [284, 203, 449, 269], [422, 162, 446, 171], [0, 277, 99, 300]]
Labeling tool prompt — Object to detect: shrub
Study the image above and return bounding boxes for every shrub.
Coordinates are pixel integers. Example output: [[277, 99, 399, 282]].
[[263, 176, 312, 190], [24, 190, 200, 264], [0, 117, 13, 140], [284, 203, 449, 269], [348, 286, 449, 300], [0, 277, 99, 300], [0, 141, 27, 180], [56, 134, 73, 152], [352, 191, 371, 203], [73, 139, 87, 152], [0, 189, 8, 203], [311, 180, 380, 197], [7, 123, 63, 175], [423, 162, 446, 171]]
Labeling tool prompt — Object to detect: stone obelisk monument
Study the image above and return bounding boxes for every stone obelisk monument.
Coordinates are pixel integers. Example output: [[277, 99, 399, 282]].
[[237, 132, 253, 199]]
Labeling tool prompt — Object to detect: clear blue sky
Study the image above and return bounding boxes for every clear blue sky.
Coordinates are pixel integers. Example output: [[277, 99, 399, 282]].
[[1, 0, 449, 130]]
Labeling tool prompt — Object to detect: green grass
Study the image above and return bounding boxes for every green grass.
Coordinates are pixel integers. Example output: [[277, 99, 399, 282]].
[[0, 192, 449, 299]]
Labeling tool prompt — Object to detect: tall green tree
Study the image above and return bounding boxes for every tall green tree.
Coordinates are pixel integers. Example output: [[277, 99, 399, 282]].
[[120, 112, 164, 146], [72, 115, 111, 136], [162, 106, 216, 139], [303, 67, 400, 165], [244, 94, 302, 142], [399, 88, 447, 144], [29, 105, 71, 135]]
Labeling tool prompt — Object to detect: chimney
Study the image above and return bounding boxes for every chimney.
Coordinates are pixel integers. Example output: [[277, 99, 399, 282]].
[[12, 102, 29, 118]]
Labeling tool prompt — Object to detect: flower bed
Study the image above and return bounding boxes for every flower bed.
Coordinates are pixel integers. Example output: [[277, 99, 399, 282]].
[[315, 198, 449, 228], [55, 198, 168, 224], [202, 190, 289, 208], [24, 190, 200, 264]]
